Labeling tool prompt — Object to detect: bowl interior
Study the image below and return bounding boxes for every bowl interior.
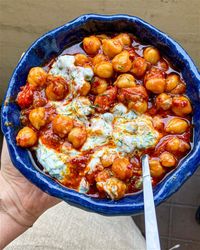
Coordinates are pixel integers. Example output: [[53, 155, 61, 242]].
[[1, 14, 200, 215]]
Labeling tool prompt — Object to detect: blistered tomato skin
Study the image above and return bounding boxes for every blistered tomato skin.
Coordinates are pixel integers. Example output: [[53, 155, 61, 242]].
[[17, 84, 33, 109], [45, 75, 68, 101], [16, 33, 193, 200], [94, 86, 117, 112], [130, 57, 148, 77], [118, 85, 148, 103]]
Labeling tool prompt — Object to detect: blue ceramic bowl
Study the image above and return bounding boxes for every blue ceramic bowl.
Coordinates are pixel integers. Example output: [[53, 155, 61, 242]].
[[1, 14, 200, 216]]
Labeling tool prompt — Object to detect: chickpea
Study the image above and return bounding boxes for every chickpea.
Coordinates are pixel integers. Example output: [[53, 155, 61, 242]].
[[145, 78, 166, 94], [68, 127, 87, 149], [171, 96, 192, 116], [27, 67, 47, 88], [92, 54, 107, 66], [166, 137, 180, 151], [16, 127, 37, 147], [52, 115, 74, 138], [114, 74, 136, 88], [128, 100, 148, 114], [160, 152, 176, 167], [130, 57, 148, 77], [153, 116, 164, 131], [111, 157, 133, 180], [157, 59, 169, 71], [104, 177, 127, 200], [165, 118, 188, 134], [29, 107, 46, 130], [117, 85, 148, 103], [79, 81, 91, 96], [101, 152, 117, 168], [170, 82, 186, 94], [178, 140, 191, 152], [156, 93, 172, 110], [94, 61, 113, 78], [143, 47, 160, 64], [149, 160, 165, 178], [74, 54, 89, 66], [166, 137, 190, 153], [165, 74, 180, 92], [96, 34, 109, 41], [91, 76, 108, 95], [114, 33, 131, 46], [144, 68, 166, 94], [95, 169, 112, 183], [83, 36, 101, 55], [112, 51, 132, 73], [102, 39, 123, 58], [45, 75, 68, 101]]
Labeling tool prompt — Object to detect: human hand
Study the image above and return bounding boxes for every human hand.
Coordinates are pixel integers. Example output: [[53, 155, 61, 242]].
[[0, 139, 60, 227]]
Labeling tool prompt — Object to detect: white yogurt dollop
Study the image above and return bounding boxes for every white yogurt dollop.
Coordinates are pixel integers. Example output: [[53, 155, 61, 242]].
[[50, 55, 93, 93], [36, 140, 69, 180]]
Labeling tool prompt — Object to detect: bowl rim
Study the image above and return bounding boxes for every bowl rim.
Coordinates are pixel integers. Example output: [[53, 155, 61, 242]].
[[1, 14, 200, 216]]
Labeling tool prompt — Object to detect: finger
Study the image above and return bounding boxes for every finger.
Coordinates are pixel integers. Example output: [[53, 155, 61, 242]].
[[1, 138, 13, 168], [1, 138, 24, 180]]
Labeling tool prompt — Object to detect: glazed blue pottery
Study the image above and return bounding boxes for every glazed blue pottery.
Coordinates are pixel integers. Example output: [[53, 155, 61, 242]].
[[1, 14, 200, 216]]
